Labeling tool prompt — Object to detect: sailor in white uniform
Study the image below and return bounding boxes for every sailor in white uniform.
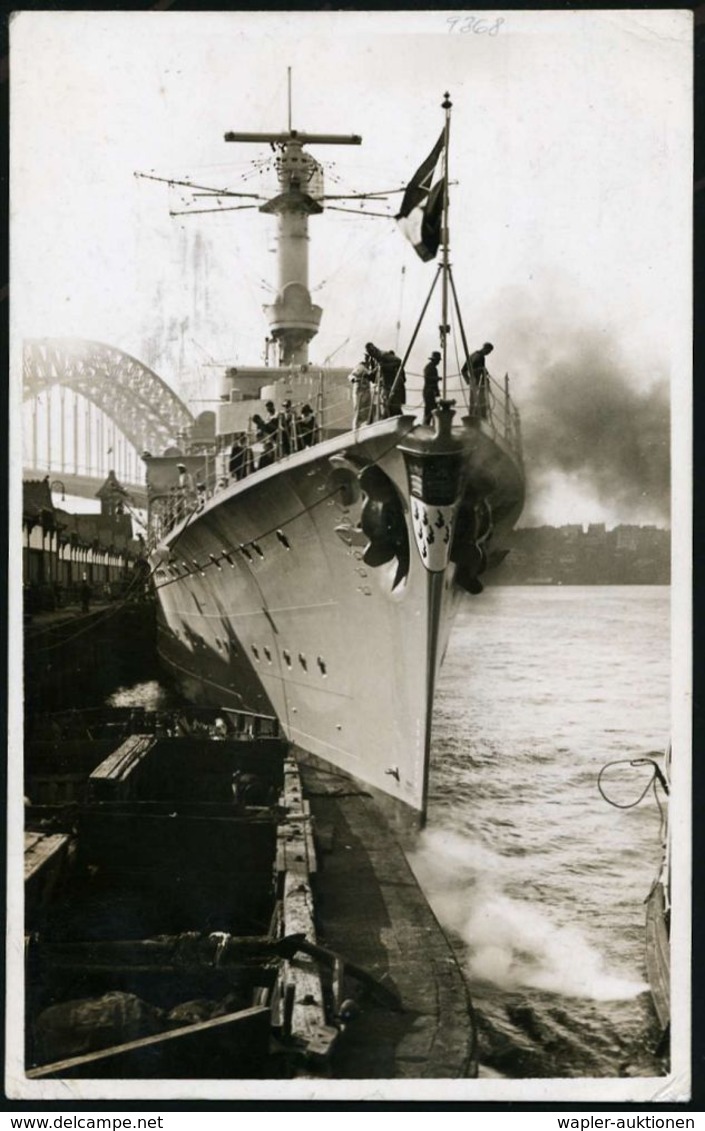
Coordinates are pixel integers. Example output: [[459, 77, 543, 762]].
[[348, 359, 373, 429]]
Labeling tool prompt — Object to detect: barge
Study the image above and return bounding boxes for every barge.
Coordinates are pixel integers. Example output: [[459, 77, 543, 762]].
[[24, 708, 476, 1080]]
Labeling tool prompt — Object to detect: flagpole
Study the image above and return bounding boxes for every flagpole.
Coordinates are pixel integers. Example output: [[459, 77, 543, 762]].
[[441, 92, 452, 401]]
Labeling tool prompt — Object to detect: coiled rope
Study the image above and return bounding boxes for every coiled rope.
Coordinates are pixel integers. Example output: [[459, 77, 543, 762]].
[[597, 756, 669, 834]]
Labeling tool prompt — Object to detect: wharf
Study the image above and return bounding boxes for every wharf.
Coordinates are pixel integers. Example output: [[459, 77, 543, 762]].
[[24, 601, 122, 636], [302, 762, 475, 1077], [23, 599, 157, 718]]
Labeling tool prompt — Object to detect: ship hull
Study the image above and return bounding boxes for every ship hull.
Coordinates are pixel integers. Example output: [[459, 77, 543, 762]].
[[151, 413, 524, 822]]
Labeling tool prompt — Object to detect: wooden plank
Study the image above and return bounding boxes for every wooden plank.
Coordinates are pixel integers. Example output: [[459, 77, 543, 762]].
[[26, 1006, 270, 1079], [276, 933, 402, 1011], [89, 735, 154, 780], [24, 832, 71, 883], [274, 757, 335, 1062], [277, 770, 317, 876], [276, 822, 315, 875], [88, 735, 155, 801]]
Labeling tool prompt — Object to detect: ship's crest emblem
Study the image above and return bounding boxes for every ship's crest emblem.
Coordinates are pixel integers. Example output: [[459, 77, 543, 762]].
[[412, 499, 458, 572]]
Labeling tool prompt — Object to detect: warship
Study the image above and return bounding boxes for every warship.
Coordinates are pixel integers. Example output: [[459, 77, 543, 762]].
[[144, 90, 525, 828], [20, 91, 525, 1085]]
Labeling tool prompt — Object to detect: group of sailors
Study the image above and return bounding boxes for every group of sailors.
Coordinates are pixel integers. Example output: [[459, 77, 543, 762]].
[[423, 341, 494, 424], [228, 400, 317, 478], [350, 340, 495, 428], [348, 341, 407, 429], [226, 340, 497, 480]]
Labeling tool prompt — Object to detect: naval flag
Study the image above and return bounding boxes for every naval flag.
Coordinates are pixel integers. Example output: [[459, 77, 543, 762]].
[[395, 132, 445, 262]]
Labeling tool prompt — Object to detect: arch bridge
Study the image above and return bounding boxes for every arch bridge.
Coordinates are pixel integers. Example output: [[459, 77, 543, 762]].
[[22, 338, 195, 506]]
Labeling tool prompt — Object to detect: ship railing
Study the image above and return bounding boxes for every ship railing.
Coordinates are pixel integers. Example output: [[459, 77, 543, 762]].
[[146, 376, 522, 549], [465, 368, 523, 465], [147, 489, 200, 544], [396, 364, 523, 463], [210, 377, 522, 497], [209, 396, 353, 496]]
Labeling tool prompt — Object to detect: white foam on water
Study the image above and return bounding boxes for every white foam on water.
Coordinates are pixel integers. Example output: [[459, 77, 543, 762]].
[[409, 828, 647, 1002], [462, 891, 647, 1000]]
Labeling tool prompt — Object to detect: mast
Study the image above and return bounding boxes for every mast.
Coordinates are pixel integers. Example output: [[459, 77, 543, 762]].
[[224, 90, 361, 366], [440, 92, 452, 400]]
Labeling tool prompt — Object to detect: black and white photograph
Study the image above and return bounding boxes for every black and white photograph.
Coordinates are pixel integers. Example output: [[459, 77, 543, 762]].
[[8, 9, 691, 1103]]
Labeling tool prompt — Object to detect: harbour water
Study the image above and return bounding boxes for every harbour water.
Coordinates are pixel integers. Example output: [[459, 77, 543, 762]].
[[97, 584, 670, 1078], [412, 584, 671, 1078]]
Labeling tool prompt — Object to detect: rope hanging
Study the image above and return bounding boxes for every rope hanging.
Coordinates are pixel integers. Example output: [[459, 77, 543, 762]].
[[597, 756, 669, 838]]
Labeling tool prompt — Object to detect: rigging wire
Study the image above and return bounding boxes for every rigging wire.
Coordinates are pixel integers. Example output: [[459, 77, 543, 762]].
[[325, 206, 394, 219], [394, 266, 406, 355], [135, 171, 262, 199], [322, 188, 402, 201], [450, 301, 470, 413], [311, 218, 395, 295], [169, 204, 259, 217]]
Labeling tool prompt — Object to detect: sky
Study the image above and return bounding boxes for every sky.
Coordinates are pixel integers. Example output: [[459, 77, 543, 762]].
[[11, 9, 691, 527]]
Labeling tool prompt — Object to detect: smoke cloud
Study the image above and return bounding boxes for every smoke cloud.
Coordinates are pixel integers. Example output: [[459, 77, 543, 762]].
[[480, 285, 671, 526], [521, 331, 670, 525]]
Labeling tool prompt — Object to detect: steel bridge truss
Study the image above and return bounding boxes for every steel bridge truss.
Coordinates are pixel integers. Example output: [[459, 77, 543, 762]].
[[23, 339, 195, 469]]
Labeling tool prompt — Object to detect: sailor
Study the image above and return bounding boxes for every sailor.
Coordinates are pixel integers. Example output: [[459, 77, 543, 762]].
[[264, 401, 278, 433], [278, 400, 294, 456], [297, 404, 316, 448], [228, 434, 247, 480], [386, 352, 407, 417], [365, 342, 406, 417], [258, 435, 276, 469], [251, 415, 274, 469], [255, 400, 275, 450], [422, 351, 442, 425], [348, 358, 373, 429], [462, 342, 494, 419]]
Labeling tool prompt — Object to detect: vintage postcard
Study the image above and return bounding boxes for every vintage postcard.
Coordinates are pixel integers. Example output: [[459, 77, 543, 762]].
[[7, 9, 692, 1104]]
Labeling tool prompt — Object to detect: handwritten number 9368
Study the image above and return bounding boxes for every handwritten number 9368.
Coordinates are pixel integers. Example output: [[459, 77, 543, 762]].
[[447, 15, 505, 35]]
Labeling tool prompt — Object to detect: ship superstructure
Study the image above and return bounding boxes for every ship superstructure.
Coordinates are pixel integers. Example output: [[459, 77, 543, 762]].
[[145, 92, 525, 827]]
